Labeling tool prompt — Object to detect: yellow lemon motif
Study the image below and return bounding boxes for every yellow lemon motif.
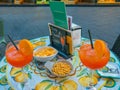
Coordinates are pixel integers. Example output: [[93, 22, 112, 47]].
[[14, 72, 28, 83], [54, 85, 67, 90], [10, 67, 22, 77], [49, 86, 67, 90], [0, 76, 8, 85], [78, 76, 98, 87], [35, 79, 78, 90], [49, 86, 57, 90], [10, 67, 29, 83], [35, 82, 52, 90], [63, 80, 78, 90]]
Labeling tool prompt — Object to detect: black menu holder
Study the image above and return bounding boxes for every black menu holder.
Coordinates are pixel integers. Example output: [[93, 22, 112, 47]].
[[48, 23, 73, 59]]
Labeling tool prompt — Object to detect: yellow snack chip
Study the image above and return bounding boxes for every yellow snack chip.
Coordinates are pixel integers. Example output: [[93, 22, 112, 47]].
[[52, 61, 71, 76], [34, 47, 57, 57]]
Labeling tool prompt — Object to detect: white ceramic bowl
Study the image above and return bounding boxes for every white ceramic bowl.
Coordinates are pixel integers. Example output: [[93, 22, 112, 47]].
[[33, 46, 58, 62]]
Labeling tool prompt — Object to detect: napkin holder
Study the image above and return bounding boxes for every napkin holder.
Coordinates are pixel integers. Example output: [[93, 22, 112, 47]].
[[48, 23, 81, 59]]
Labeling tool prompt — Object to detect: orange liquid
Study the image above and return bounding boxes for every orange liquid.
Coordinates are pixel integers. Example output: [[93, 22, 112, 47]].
[[79, 44, 110, 70], [60, 37, 65, 46], [6, 46, 33, 68]]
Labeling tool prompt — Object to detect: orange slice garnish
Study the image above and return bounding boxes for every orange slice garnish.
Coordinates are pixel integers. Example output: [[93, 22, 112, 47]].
[[19, 39, 33, 56], [94, 39, 107, 57]]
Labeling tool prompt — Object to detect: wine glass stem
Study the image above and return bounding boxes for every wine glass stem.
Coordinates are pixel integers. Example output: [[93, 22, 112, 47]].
[[89, 70, 95, 89], [86, 70, 97, 90], [22, 67, 27, 83]]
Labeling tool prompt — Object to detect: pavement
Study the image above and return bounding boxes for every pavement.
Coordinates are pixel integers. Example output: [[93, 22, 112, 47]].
[[0, 5, 120, 59]]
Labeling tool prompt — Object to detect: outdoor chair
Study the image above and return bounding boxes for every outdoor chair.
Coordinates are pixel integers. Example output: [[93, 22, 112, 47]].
[[0, 20, 7, 56], [0, 20, 6, 45], [111, 34, 120, 59]]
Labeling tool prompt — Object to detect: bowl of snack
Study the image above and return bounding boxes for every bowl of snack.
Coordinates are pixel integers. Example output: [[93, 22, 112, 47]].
[[45, 59, 74, 77], [33, 46, 58, 62]]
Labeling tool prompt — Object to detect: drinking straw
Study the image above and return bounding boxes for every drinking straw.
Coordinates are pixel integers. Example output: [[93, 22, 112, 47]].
[[88, 29, 94, 49], [7, 35, 19, 50]]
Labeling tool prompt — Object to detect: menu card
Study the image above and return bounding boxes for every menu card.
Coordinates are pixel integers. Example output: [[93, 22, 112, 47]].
[[49, 1, 68, 30], [48, 23, 73, 59]]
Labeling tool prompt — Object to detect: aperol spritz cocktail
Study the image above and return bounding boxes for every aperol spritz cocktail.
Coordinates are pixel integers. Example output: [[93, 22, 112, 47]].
[[6, 40, 33, 68], [78, 39, 110, 88], [6, 39, 33, 84], [79, 40, 110, 69]]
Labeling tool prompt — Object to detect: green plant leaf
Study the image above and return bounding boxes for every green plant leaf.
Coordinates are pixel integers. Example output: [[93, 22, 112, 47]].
[[28, 72, 32, 79], [41, 80, 53, 83], [58, 78, 68, 83], [104, 78, 116, 88], [77, 68, 87, 77], [45, 83, 53, 90], [0, 65, 7, 73], [24, 65, 29, 71], [21, 83, 25, 89], [0, 75, 8, 85], [59, 85, 62, 90], [109, 57, 115, 62], [8, 87, 14, 90]]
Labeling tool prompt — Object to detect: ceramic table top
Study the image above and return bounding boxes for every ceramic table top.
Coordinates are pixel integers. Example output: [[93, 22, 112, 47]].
[[0, 36, 120, 90]]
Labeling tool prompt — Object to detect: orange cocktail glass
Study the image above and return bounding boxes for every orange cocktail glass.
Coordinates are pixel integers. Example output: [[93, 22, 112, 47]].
[[6, 41, 33, 68], [5, 40, 33, 84], [79, 43, 110, 69], [78, 39, 110, 88]]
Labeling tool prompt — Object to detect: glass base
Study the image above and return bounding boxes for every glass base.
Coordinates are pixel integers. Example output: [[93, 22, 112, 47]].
[[35, 60, 46, 70]]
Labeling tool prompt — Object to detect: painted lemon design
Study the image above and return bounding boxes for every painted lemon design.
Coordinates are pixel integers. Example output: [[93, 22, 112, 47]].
[[48, 86, 57, 90], [35, 80, 78, 90], [35, 81, 52, 90], [10, 67, 28, 83], [8, 87, 15, 90], [109, 57, 115, 62], [101, 66, 109, 73], [0, 65, 7, 73], [63, 80, 77, 90], [46, 85, 65, 90], [49, 85, 68, 90], [10, 67, 22, 77], [0, 75, 8, 85], [14, 72, 28, 83], [104, 78, 116, 88], [78, 76, 98, 87], [54, 86, 67, 90]]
